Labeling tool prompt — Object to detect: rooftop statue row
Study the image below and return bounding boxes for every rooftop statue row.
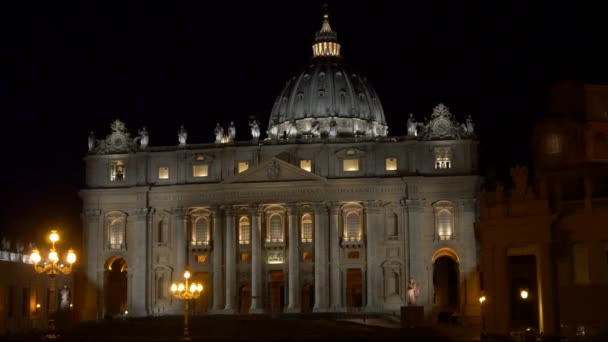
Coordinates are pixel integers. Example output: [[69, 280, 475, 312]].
[[406, 103, 475, 140]]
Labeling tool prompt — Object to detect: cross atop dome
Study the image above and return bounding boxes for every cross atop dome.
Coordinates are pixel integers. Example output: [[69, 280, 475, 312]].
[[312, 4, 341, 58]]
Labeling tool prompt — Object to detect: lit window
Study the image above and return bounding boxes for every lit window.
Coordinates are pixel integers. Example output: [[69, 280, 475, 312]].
[[343, 159, 359, 172], [109, 219, 125, 249], [385, 158, 397, 171], [193, 164, 209, 178], [434, 147, 451, 169], [347, 251, 360, 259], [303, 251, 313, 261], [241, 253, 250, 262], [268, 214, 283, 242], [196, 255, 207, 263], [158, 167, 169, 179], [436, 209, 453, 240], [346, 149, 356, 155], [238, 161, 249, 173], [300, 160, 312, 172], [195, 154, 205, 161], [192, 218, 209, 245], [239, 217, 250, 244], [344, 212, 361, 241], [110, 161, 125, 181], [301, 214, 313, 243]]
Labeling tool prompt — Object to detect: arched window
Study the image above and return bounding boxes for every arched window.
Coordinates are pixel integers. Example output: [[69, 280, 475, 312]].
[[269, 214, 283, 242], [110, 219, 125, 249], [345, 212, 361, 241], [436, 209, 453, 241], [239, 217, 250, 244], [301, 214, 313, 243], [193, 218, 209, 245]]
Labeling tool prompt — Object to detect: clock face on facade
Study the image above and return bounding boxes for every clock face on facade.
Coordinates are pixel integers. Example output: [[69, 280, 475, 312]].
[[433, 118, 450, 136], [111, 134, 126, 149]]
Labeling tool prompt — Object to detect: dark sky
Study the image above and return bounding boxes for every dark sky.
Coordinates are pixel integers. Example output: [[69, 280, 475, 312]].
[[0, 1, 604, 248]]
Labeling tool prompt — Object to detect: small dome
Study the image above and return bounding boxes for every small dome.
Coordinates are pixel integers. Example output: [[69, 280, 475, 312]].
[[266, 11, 388, 140]]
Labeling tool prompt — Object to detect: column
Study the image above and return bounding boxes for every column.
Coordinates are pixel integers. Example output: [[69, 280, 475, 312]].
[[313, 202, 329, 311], [223, 206, 236, 313], [405, 199, 426, 307], [211, 206, 224, 312], [82, 209, 102, 321], [129, 208, 149, 317], [328, 202, 342, 310], [249, 205, 264, 313], [364, 200, 382, 311], [171, 208, 187, 314], [286, 204, 300, 312]]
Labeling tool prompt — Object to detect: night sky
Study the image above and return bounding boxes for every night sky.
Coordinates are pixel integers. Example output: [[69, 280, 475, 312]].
[[0, 1, 604, 249]]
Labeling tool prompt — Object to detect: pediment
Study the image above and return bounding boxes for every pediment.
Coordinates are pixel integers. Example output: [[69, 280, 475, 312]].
[[223, 157, 326, 184]]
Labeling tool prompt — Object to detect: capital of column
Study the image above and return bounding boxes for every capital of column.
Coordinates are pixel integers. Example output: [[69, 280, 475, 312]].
[[286, 203, 299, 216], [327, 202, 341, 215], [221, 205, 234, 217], [404, 198, 426, 212], [170, 207, 188, 218], [248, 204, 263, 217], [132, 207, 150, 220], [83, 209, 102, 219], [312, 202, 327, 215], [363, 200, 383, 214], [210, 205, 221, 217]]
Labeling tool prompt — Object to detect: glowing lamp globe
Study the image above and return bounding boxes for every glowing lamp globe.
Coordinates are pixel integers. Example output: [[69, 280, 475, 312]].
[[184, 270, 191, 279], [49, 231, 59, 243], [49, 250, 59, 263], [178, 283, 185, 292], [197, 284, 203, 292], [67, 249, 76, 264], [31, 249, 41, 264], [170, 284, 177, 293]]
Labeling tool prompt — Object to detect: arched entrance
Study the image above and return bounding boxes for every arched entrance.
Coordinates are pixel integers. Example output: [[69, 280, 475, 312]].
[[301, 282, 314, 312], [192, 272, 210, 314], [238, 284, 251, 314], [346, 269, 363, 309], [268, 271, 285, 313], [432, 249, 460, 322], [104, 257, 128, 317]]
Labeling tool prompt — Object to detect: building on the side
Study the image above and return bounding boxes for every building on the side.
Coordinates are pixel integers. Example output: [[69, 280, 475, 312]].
[[476, 81, 608, 337], [80, 11, 481, 323]]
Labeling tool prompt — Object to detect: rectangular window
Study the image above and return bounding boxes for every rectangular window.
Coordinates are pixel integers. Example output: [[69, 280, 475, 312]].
[[434, 147, 451, 169], [385, 157, 397, 171], [193, 164, 209, 178], [300, 160, 312, 172], [197, 255, 207, 263], [158, 167, 169, 179], [240, 253, 250, 262], [238, 161, 249, 173], [343, 159, 359, 172], [573, 244, 590, 284], [110, 161, 125, 181], [303, 251, 313, 261]]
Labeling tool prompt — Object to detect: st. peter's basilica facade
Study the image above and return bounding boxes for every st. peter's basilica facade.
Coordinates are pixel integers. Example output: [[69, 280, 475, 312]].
[[80, 11, 481, 322]]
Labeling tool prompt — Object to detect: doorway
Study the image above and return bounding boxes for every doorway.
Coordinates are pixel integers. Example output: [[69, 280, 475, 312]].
[[301, 282, 314, 312], [192, 272, 210, 314], [433, 256, 459, 311], [104, 257, 128, 317], [508, 255, 539, 330], [346, 269, 363, 308], [268, 270, 285, 313], [238, 284, 251, 314]]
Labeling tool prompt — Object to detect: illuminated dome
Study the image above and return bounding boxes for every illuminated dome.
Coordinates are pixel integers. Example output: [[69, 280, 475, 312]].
[[266, 12, 388, 140]]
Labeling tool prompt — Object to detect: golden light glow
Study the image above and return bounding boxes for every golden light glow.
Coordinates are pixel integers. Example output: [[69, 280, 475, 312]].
[[197, 284, 203, 292], [479, 296, 486, 304], [183, 270, 191, 279], [36, 303, 41, 309], [343, 159, 359, 172], [171, 283, 177, 293], [178, 283, 185, 292], [48, 250, 58, 263], [49, 230, 59, 244], [30, 249, 41, 264], [158, 167, 169, 179], [300, 159, 312, 172], [238, 161, 249, 173], [520, 290, 529, 299], [193, 164, 209, 177], [385, 158, 397, 171], [189, 283, 196, 293], [67, 249, 76, 264]]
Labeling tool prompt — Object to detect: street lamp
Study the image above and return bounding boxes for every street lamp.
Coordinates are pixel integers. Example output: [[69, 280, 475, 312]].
[[479, 296, 487, 336], [170, 270, 203, 341], [520, 289, 529, 300], [30, 229, 76, 339]]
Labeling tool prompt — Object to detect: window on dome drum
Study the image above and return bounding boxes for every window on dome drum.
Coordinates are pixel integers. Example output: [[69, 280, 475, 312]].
[[196, 255, 207, 263], [573, 243, 590, 284], [268, 214, 283, 242], [343, 159, 359, 172], [238, 161, 249, 173], [435, 208, 453, 241], [192, 218, 210, 246], [193, 164, 208, 178], [385, 158, 397, 171], [301, 214, 313, 243], [110, 161, 125, 181], [239, 217, 250, 244], [344, 212, 361, 241], [109, 219, 125, 249], [300, 160, 312, 172], [434, 147, 451, 169], [158, 167, 169, 179]]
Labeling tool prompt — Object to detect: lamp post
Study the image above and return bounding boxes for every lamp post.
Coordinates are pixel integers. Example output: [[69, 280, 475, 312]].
[[30, 230, 76, 339], [170, 270, 203, 341], [479, 295, 487, 338]]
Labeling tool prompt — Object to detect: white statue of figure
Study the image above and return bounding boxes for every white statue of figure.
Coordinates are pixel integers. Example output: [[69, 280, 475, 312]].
[[249, 120, 260, 141], [177, 125, 187, 146], [465, 114, 474, 135], [407, 279, 420, 305], [228, 121, 236, 141], [1, 237, 9, 251], [329, 118, 338, 138], [310, 120, 320, 137], [366, 120, 375, 137], [138, 127, 149, 149], [407, 113, 418, 136], [285, 120, 297, 139], [15, 241, 23, 254], [88, 131, 96, 151], [214, 123, 224, 143], [59, 285, 70, 310]]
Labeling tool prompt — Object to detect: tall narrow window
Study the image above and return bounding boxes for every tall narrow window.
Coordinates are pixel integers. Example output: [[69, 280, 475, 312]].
[[158, 167, 169, 179], [345, 212, 361, 241], [239, 217, 250, 244], [110, 161, 125, 181], [110, 219, 125, 249], [193, 218, 209, 245], [269, 214, 283, 242], [301, 214, 313, 243], [436, 209, 453, 240], [434, 147, 451, 169]]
